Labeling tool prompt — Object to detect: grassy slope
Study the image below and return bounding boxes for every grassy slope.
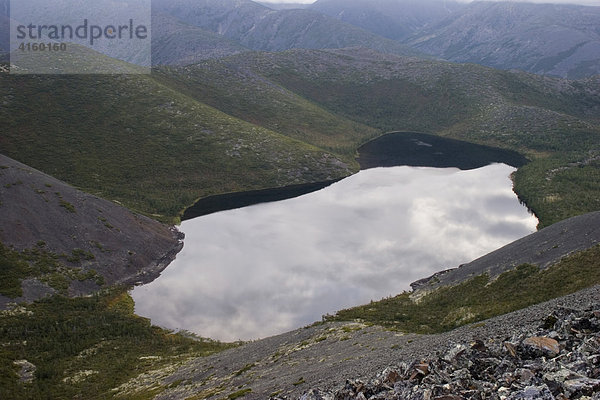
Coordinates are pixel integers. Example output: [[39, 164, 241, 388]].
[[0, 293, 233, 399], [2, 49, 599, 226], [327, 245, 600, 334], [152, 61, 379, 157], [0, 244, 232, 400], [0, 73, 352, 223]]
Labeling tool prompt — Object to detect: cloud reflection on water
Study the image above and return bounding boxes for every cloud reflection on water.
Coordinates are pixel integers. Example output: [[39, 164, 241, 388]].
[[132, 164, 537, 341]]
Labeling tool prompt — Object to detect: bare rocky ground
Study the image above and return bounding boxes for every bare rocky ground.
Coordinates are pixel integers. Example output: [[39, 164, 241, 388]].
[[0, 154, 183, 307], [115, 286, 600, 400]]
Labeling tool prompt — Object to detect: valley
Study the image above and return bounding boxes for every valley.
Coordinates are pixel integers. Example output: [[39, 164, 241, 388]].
[[1, 0, 600, 398]]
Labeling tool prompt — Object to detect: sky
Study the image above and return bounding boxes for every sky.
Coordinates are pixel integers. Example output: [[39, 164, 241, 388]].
[[259, 0, 600, 6]]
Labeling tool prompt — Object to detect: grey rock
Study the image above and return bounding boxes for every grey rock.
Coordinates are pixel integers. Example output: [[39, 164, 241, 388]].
[[13, 359, 36, 383], [411, 211, 600, 296], [0, 154, 184, 305], [300, 389, 333, 400], [506, 385, 554, 400], [564, 377, 600, 396]]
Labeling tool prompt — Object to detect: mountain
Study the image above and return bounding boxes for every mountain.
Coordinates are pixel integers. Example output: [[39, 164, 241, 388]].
[[310, 0, 464, 41], [151, 12, 248, 65], [0, 155, 232, 398], [256, 2, 310, 10], [2, 0, 153, 67], [152, 0, 419, 56], [183, 48, 600, 227], [0, 154, 183, 306], [9, 43, 147, 74], [0, 0, 8, 55], [0, 14, 8, 55], [408, 2, 600, 79], [2, 47, 599, 227], [2, 7, 600, 398], [0, 66, 353, 223]]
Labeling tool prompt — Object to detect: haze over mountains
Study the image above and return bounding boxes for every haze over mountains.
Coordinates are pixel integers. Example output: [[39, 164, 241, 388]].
[[148, 0, 600, 78], [310, 0, 462, 41], [2, 0, 599, 77], [151, 0, 418, 57], [407, 1, 600, 78]]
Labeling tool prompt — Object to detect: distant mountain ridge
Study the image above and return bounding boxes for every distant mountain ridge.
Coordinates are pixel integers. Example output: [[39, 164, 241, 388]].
[[3, 0, 599, 77], [309, 0, 463, 40], [408, 1, 600, 78], [151, 12, 248, 66], [256, 0, 600, 78], [151, 0, 420, 57]]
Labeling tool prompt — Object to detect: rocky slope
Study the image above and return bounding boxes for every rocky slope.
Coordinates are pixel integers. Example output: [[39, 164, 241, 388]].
[[310, 0, 462, 41], [151, 0, 418, 56], [0, 154, 183, 306], [411, 211, 600, 296], [114, 285, 600, 400], [407, 2, 600, 79], [302, 300, 600, 400], [151, 12, 249, 66]]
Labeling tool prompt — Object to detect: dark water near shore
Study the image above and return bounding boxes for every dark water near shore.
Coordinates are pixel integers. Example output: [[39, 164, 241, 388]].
[[357, 132, 528, 170], [181, 132, 528, 221], [182, 180, 339, 221]]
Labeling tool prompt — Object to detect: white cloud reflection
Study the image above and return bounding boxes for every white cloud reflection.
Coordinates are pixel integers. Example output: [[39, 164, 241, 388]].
[[132, 164, 537, 341]]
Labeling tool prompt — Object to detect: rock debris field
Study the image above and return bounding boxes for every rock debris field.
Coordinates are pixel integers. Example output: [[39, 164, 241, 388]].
[[127, 286, 600, 400], [299, 304, 600, 400]]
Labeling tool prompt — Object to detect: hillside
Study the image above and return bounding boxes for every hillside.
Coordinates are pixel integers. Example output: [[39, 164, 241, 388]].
[[407, 2, 600, 79], [151, 0, 419, 56], [0, 154, 183, 304], [0, 70, 352, 223], [2, 47, 600, 227], [0, 155, 239, 399], [0, 14, 7, 55], [168, 48, 600, 227], [151, 13, 249, 66], [310, 0, 462, 41]]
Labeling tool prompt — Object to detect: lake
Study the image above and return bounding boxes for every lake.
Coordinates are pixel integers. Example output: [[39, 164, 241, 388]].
[[131, 163, 537, 341]]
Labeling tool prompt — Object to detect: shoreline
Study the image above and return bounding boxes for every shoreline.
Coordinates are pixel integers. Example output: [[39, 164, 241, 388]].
[[181, 131, 530, 222]]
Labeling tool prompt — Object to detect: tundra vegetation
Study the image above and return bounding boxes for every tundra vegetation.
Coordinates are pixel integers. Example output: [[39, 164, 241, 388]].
[[0, 45, 599, 398], [1, 49, 599, 226]]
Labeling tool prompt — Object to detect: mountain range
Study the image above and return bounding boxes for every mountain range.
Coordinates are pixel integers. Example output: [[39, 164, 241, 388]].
[[310, 0, 463, 41], [2, 1, 600, 398], [2, 0, 599, 77], [151, 0, 418, 57], [407, 1, 600, 79], [149, 0, 600, 78]]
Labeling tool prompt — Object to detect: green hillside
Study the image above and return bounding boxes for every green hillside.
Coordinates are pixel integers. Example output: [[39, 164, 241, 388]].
[[0, 72, 352, 223], [1, 47, 599, 227], [1, 40, 600, 400], [212, 48, 600, 227]]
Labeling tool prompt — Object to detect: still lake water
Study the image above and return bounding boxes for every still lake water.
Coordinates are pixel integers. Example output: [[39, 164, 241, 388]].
[[132, 164, 537, 341]]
